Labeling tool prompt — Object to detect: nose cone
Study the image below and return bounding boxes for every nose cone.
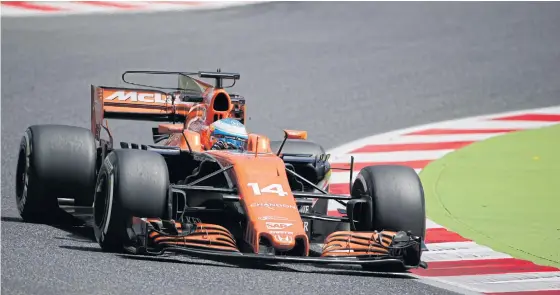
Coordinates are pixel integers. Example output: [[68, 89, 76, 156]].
[[212, 151, 309, 254], [245, 190, 309, 253]]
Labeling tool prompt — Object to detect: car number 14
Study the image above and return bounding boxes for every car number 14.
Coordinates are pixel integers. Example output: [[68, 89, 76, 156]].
[[247, 183, 288, 197]]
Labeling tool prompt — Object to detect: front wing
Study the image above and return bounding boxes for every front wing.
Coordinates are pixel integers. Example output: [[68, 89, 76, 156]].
[[126, 218, 427, 270]]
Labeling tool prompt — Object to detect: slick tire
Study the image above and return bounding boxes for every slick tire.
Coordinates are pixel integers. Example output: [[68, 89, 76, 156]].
[[15, 125, 97, 223], [350, 165, 426, 239], [93, 149, 169, 253], [350, 165, 425, 270]]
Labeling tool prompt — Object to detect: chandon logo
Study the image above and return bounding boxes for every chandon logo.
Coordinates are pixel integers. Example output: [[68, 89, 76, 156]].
[[250, 203, 297, 210]]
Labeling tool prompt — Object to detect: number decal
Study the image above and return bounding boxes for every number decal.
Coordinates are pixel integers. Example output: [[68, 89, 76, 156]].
[[247, 183, 260, 194], [247, 183, 288, 197], [261, 184, 289, 196]]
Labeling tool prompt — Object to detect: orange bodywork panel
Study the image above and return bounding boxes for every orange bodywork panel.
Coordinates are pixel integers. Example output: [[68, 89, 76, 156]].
[[158, 123, 184, 134], [206, 150, 309, 255], [284, 129, 308, 140], [202, 88, 234, 124]]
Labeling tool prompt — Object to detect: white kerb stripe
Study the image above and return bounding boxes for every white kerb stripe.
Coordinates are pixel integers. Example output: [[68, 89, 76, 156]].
[[330, 150, 453, 164], [433, 272, 560, 293], [427, 119, 559, 131], [348, 133, 506, 144], [327, 105, 560, 156], [422, 241, 512, 262], [329, 169, 423, 184], [426, 219, 445, 229]]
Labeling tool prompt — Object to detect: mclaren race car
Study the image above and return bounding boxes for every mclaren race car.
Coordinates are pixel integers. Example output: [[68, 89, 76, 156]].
[[15, 70, 428, 270]]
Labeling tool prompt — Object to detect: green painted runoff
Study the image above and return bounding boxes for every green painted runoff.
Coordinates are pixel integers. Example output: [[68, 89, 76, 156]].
[[420, 123, 560, 268]]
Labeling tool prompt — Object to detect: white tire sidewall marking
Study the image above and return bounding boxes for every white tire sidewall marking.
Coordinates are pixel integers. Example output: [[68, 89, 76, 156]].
[[19, 130, 32, 210], [103, 173, 115, 236]]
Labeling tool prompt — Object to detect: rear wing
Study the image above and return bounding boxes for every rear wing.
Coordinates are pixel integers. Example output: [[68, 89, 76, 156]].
[[90, 85, 194, 140]]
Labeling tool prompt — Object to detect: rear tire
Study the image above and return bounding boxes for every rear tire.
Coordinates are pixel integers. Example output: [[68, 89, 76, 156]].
[[93, 149, 169, 252], [15, 125, 97, 223]]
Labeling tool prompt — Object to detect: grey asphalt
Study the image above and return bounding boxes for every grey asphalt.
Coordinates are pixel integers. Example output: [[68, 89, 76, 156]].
[[2, 2, 560, 295]]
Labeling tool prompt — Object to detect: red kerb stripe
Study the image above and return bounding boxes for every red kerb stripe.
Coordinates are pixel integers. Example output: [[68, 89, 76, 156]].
[[331, 160, 431, 171], [492, 114, 560, 122], [406, 128, 519, 135], [1, 1, 64, 11], [411, 258, 559, 277], [327, 210, 345, 217], [328, 160, 431, 195], [350, 141, 474, 153], [425, 228, 470, 244], [329, 183, 350, 195]]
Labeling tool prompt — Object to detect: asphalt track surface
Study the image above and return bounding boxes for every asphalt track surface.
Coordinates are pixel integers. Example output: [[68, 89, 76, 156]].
[[2, 2, 560, 295]]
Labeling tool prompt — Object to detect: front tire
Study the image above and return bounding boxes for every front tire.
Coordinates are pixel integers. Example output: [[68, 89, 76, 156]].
[[93, 149, 169, 252], [350, 165, 426, 269], [350, 165, 426, 238]]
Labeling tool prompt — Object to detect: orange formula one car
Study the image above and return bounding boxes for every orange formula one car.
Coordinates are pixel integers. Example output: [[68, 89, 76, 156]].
[[15, 70, 428, 271]]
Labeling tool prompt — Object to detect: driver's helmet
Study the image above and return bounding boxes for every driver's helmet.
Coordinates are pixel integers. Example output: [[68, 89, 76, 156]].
[[209, 118, 249, 150]]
